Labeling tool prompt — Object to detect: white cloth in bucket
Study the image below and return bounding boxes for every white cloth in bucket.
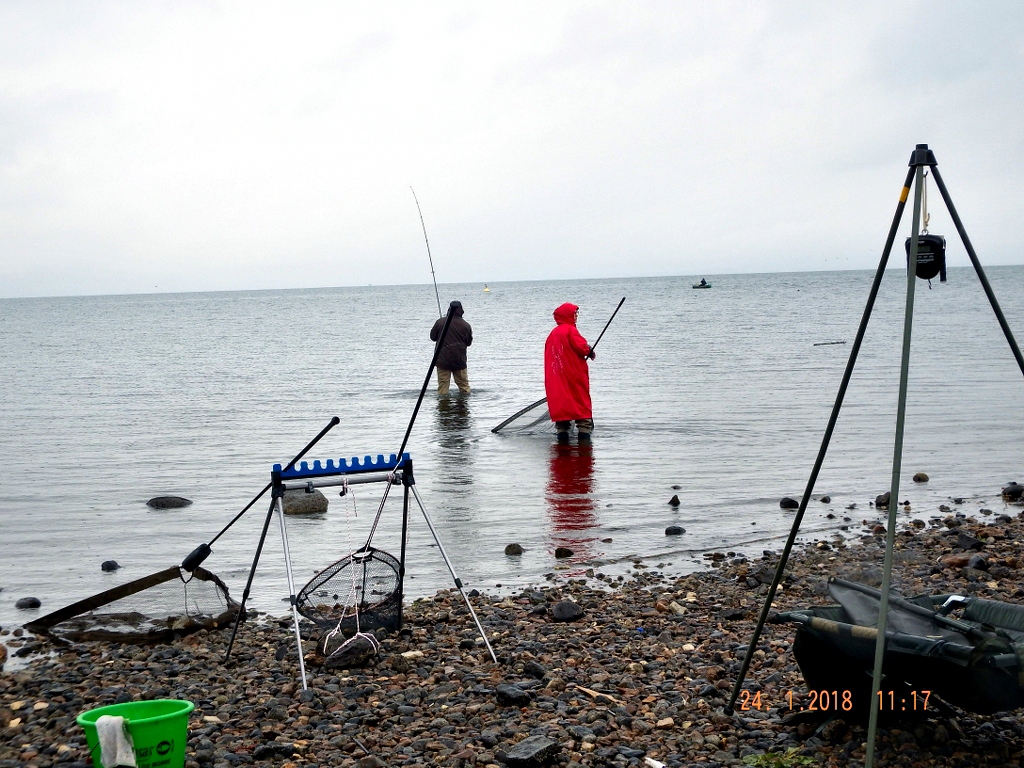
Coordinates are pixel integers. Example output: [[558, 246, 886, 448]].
[[96, 715, 137, 768]]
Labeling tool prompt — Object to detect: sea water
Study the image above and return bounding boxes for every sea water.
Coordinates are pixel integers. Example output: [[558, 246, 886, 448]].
[[2, 267, 1024, 631]]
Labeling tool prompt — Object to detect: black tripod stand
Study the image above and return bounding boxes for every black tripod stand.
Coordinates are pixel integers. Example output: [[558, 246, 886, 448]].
[[726, 144, 1024, 768]]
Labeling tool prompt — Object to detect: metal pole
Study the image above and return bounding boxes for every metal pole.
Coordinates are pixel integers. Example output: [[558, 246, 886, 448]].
[[865, 160, 925, 768], [399, 469, 412, 628], [928, 165, 1024, 379], [275, 493, 309, 690], [410, 485, 498, 663], [224, 498, 279, 663], [726, 164, 917, 713]]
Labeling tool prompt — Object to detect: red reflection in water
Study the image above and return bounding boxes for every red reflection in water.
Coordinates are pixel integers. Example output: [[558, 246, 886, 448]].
[[545, 443, 599, 562]]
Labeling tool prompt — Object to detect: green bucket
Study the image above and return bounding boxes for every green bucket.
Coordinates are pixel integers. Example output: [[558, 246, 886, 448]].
[[77, 699, 194, 768]]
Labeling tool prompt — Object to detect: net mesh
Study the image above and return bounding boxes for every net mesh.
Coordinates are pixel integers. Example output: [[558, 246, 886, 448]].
[[26, 567, 238, 644], [297, 547, 402, 633], [492, 399, 556, 434]]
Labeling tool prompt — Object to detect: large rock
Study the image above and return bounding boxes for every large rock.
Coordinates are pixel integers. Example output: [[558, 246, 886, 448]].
[[146, 496, 192, 509], [875, 491, 890, 508], [957, 532, 984, 551], [495, 684, 532, 707], [101, 560, 120, 572], [779, 497, 799, 509], [1003, 482, 1024, 502], [913, 472, 929, 483], [15, 597, 40, 609], [497, 735, 560, 767], [550, 600, 584, 622], [282, 488, 328, 515], [321, 633, 378, 669], [665, 525, 685, 536], [505, 543, 524, 556]]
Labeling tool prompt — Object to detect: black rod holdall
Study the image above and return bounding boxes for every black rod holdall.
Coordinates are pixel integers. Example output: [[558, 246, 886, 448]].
[[906, 233, 946, 281]]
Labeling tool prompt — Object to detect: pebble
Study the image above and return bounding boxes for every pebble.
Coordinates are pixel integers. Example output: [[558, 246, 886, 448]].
[[7, 487, 1024, 767]]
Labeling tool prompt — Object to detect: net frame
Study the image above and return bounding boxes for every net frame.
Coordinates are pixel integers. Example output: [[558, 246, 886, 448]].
[[296, 546, 403, 633]]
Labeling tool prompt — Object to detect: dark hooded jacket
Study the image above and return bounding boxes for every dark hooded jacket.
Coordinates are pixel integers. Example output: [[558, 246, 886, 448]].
[[544, 303, 592, 421], [430, 301, 473, 371]]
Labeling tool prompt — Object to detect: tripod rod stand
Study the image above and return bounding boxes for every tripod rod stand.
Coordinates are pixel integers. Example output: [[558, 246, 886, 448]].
[[725, 162, 916, 714], [724, 144, 1024, 768]]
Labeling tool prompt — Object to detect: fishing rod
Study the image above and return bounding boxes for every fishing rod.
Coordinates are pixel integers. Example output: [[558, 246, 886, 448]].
[[591, 296, 626, 350], [411, 186, 443, 318], [181, 416, 341, 572], [490, 296, 626, 433], [360, 306, 455, 548]]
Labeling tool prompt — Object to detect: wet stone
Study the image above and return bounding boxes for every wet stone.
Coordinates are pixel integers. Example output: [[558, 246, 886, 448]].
[[498, 734, 560, 767], [146, 495, 193, 508], [495, 684, 532, 707], [549, 600, 584, 622]]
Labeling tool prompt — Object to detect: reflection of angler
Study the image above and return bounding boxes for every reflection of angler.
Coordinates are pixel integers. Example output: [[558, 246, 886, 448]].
[[546, 445, 597, 536]]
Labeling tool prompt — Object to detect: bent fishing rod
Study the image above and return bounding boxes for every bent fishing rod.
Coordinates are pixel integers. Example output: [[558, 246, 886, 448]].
[[181, 416, 341, 572], [411, 186, 443, 318], [490, 296, 626, 433]]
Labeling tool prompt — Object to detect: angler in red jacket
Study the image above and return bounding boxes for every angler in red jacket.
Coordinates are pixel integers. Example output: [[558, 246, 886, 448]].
[[545, 303, 596, 443]]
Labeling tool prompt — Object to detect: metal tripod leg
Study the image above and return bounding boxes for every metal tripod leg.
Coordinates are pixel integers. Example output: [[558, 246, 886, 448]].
[[865, 162, 925, 768], [726, 164, 916, 714], [410, 485, 498, 663], [224, 497, 278, 663], [275, 494, 309, 690]]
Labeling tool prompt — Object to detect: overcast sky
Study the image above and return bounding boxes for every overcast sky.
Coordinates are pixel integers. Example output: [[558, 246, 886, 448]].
[[1, 2, 1022, 298]]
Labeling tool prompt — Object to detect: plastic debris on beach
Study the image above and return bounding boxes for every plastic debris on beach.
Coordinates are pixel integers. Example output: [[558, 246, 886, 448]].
[[25, 566, 239, 644]]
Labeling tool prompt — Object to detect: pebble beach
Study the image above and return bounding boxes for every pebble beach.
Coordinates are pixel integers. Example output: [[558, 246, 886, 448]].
[[5, 493, 1024, 768]]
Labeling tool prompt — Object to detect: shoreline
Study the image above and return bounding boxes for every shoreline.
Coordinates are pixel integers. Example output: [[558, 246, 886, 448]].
[[4, 501, 1024, 767]]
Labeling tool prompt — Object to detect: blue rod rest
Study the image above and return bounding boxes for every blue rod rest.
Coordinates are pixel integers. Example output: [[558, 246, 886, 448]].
[[274, 453, 411, 480]]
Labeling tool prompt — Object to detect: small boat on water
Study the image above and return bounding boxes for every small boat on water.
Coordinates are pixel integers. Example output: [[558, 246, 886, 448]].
[[692, 279, 711, 289], [483, 284, 491, 293]]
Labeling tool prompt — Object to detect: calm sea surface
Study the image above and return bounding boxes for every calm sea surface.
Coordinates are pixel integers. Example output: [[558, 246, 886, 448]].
[[3, 268, 1024, 632]]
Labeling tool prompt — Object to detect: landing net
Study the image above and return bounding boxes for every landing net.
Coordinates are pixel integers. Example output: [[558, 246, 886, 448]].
[[25, 567, 238, 644], [491, 397, 555, 434], [296, 547, 403, 633]]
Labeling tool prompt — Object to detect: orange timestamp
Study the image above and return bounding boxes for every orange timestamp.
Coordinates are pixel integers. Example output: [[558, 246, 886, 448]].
[[737, 689, 932, 712]]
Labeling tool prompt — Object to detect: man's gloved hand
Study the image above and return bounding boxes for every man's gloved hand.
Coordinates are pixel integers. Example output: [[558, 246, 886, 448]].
[[587, 348, 596, 361]]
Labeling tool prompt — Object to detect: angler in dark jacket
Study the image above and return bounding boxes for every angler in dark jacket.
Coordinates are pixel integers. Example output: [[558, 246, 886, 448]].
[[430, 300, 473, 395]]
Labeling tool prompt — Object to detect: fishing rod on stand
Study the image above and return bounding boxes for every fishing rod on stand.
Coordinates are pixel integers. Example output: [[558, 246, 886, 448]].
[[358, 306, 498, 662]]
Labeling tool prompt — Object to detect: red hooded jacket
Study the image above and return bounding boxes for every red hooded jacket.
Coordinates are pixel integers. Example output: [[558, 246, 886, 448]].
[[544, 303, 592, 421]]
